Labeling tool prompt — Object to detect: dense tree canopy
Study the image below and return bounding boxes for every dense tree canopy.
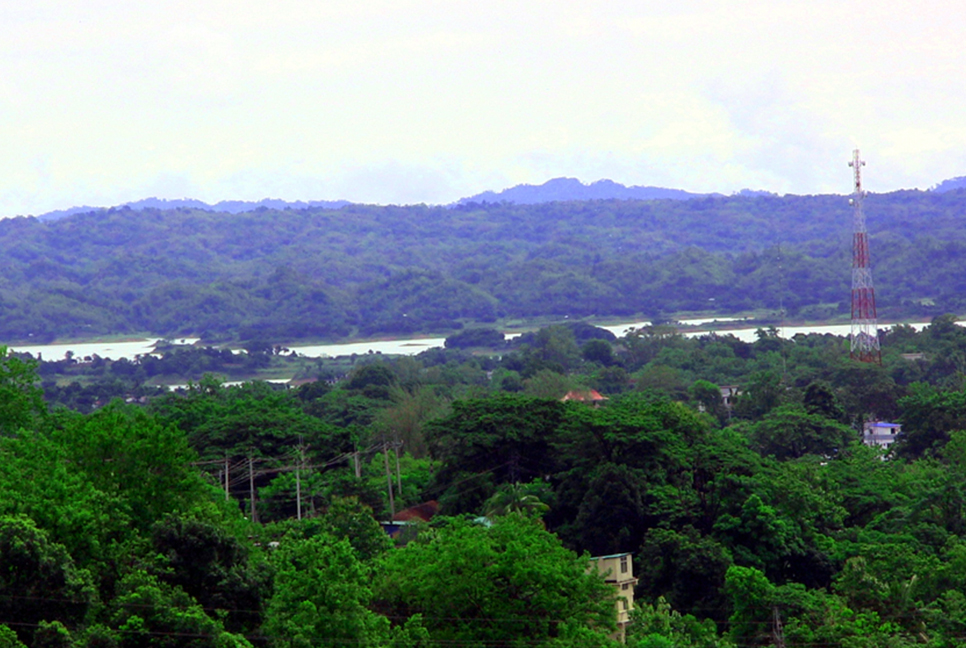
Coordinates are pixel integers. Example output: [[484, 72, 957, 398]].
[[9, 310, 966, 645]]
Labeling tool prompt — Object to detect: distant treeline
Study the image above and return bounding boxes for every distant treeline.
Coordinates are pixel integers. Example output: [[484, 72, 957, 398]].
[[2, 189, 966, 342]]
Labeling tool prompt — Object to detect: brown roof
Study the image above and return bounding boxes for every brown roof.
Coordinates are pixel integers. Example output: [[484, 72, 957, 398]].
[[561, 389, 609, 402], [392, 500, 439, 522]]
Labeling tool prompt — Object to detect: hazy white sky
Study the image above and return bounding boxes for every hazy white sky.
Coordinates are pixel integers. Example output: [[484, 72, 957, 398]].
[[2, 0, 964, 216]]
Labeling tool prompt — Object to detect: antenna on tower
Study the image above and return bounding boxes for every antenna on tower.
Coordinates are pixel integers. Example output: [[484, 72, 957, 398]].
[[848, 149, 881, 364]]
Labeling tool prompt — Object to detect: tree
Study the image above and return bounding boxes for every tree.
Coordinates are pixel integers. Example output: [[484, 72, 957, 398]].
[[426, 394, 566, 514], [689, 380, 726, 424], [0, 347, 45, 436], [627, 597, 733, 648], [732, 371, 784, 420], [445, 328, 505, 349], [310, 496, 392, 563], [749, 404, 855, 460], [582, 339, 617, 367], [51, 403, 212, 533], [150, 515, 271, 634], [373, 515, 617, 648], [0, 626, 26, 648], [0, 516, 96, 645], [637, 527, 733, 620], [633, 365, 688, 400], [896, 382, 966, 458], [373, 385, 447, 459], [108, 569, 252, 648], [523, 369, 580, 399], [262, 534, 403, 648], [802, 380, 846, 422], [483, 479, 553, 520], [723, 566, 777, 647]]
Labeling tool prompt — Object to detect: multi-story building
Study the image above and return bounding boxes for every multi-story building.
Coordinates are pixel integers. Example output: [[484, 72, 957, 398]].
[[588, 552, 637, 642]]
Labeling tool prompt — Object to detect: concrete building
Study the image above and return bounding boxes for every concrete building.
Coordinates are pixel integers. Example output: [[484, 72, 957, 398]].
[[588, 552, 637, 642], [863, 420, 902, 450]]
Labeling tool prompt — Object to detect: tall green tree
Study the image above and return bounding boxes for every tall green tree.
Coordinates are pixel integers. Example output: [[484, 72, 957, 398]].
[[374, 515, 617, 648], [426, 394, 566, 514], [0, 347, 45, 436], [262, 534, 411, 648]]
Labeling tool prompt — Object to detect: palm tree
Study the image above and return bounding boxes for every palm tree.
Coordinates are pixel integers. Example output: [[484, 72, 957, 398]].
[[483, 481, 551, 520]]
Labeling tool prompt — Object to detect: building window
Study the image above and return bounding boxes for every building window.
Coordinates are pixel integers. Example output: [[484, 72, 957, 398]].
[[621, 598, 628, 610], [620, 556, 628, 574]]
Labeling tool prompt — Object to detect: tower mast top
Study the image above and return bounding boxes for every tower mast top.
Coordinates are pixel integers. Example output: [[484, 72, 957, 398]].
[[849, 149, 866, 194]]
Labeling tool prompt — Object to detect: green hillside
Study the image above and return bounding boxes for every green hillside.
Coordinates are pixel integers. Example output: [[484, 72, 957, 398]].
[[2, 189, 964, 342]]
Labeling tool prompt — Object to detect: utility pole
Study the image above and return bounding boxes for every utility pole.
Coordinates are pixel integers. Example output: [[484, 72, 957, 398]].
[[296, 437, 304, 521], [248, 453, 258, 524], [849, 149, 881, 364], [224, 455, 230, 501], [393, 436, 403, 497], [383, 441, 395, 518], [772, 605, 786, 648]]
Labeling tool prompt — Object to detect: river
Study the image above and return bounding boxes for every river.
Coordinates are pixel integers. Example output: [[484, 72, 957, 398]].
[[5, 320, 944, 361]]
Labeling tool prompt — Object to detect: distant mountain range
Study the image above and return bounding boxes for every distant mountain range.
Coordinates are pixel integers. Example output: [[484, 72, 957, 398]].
[[37, 197, 351, 222], [454, 177, 730, 204], [34, 175, 966, 221], [932, 176, 966, 192]]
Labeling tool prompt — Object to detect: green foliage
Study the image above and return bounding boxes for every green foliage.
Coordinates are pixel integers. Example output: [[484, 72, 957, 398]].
[[628, 597, 733, 648], [689, 379, 726, 424], [374, 515, 617, 647], [897, 382, 966, 458], [262, 534, 396, 648], [151, 379, 347, 461], [637, 527, 733, 620], [483, 479, 553, 520], [749, 404, 855, 460], [108, 569, 251, 648], [444, 328, 506, 349], [0, 347, 46, 435], [0, 626, 26, 648], [426, 394, 567, 514], [523, 369, 580, 399], [581, 339, 617, 366], [31, 622, 72, 648], [306, 496, 392, 563], [19, 291, 966, 647], [51, 403, 211, 531], [0, 515, 96, 645], [150, 515, 271, 634], [372, 385, 448, 459], [362, 451, 435, 516], [5, 191, 966, 341]]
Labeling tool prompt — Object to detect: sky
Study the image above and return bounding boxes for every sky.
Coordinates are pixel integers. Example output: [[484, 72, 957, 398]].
[[2, 0, 964, 217]]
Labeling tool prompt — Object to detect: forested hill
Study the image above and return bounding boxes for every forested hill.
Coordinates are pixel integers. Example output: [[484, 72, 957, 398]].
[[2, 188, 966, 343]]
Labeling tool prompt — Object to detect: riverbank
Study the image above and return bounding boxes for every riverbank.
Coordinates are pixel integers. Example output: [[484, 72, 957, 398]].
[[5, 315, 945, 363]]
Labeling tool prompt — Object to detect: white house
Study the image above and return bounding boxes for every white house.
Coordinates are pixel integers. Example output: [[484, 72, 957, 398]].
[[863, 420, 901, 450]]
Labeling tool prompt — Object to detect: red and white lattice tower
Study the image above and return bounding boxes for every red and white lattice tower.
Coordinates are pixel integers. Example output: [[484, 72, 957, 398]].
[[849, 149, 881, 364]]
